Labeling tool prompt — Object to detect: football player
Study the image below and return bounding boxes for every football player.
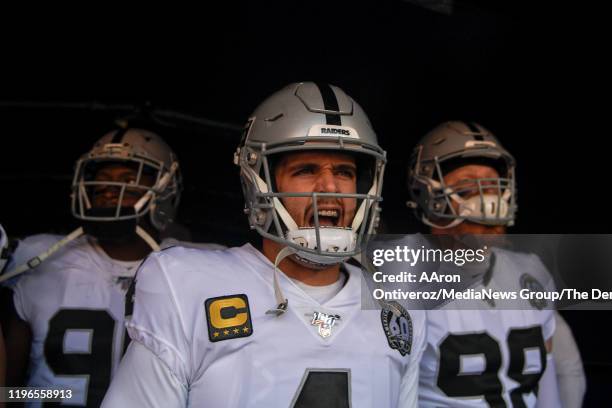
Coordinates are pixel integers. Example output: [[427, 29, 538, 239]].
[[102, 82, 427, 408], [405, 121, 566, 407], [0, 128, 189, 407]]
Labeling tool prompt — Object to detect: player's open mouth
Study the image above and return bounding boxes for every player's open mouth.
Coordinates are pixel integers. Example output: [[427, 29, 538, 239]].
[[308, 208, 341, 227]]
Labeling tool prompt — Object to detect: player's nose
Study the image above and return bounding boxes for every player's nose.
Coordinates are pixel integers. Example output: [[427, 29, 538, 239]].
[[315, 169, 339, 193]]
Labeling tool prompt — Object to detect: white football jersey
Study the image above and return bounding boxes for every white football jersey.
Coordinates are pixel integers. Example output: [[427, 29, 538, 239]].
[[9, 233, 213, 407], [2, 234, 63, 287], [419, 247, 556, 408], [125, 244, 427, 408]]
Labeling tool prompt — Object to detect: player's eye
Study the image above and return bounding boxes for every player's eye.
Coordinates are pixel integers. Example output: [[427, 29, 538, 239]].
[[334, 167, 356, 179], [451, 183, 472, 195], [336, 169, 356, 178], [121, 175, 138, 184], [293, 165, 316, 176]]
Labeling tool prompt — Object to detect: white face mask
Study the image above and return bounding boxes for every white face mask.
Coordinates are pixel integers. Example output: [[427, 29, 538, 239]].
[[285, 227, 357, 267], [452, 191, 511, 221], [250, 167, 378, 267], [423, 179, 513, 230]]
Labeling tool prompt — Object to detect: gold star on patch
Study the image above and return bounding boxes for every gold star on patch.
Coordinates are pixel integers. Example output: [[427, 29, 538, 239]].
[[233, 328, 240, 334], [243, 327, 249, 333], [213, 332, 220, 338], [223, 330, 230, 335]]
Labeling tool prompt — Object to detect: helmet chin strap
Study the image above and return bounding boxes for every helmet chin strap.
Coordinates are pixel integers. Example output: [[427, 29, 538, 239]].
[[265, 246, 293, 317], [132, 164, 180, 252], [134, 161, 179, 214], [351, 182, 377, 231], [135, 225, 161, 252]]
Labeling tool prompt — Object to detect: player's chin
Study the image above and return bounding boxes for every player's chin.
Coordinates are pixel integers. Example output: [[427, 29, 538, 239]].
[[92, 201, 118, 209], [460, 222, 505, 235]]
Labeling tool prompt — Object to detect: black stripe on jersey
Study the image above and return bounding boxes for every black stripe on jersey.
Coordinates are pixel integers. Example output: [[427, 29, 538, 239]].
[[314, 82, 342, 126], [111, 128, 129, 143], [483, 252, 496, 286]]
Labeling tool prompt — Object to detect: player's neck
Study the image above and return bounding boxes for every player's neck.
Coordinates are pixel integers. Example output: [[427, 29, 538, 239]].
[[96, 233, 156, 262], [262, 239, 341, 286], [430, 223, 506, 236]]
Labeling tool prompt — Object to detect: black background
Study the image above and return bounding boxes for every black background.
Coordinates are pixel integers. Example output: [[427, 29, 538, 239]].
[[1, 1, 608, 404]]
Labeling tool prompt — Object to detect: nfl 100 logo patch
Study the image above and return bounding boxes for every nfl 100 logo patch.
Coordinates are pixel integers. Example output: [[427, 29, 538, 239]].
[[380, 301, 413, 356]]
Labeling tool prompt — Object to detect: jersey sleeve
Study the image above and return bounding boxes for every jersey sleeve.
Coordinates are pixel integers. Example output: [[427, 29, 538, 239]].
[[10, 280, 29, 322], [102, 341, 187, 408], [4, 234, 64, 321], [552, 312, 586, 408], [535, 352, 562, 408], [528, 253, 557, 340], [541, 308, 556, 342], [126, 250, 191, 387], [7, 234, 63, 273]]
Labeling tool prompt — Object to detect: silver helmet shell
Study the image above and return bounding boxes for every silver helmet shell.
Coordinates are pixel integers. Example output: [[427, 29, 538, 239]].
[[71, 128, 182, 232], [407, 121, 516, 228], [235, 82, 386, 265]]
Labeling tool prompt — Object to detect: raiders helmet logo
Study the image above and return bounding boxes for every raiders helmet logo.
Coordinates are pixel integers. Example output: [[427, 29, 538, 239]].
[[380, 301, 413, 356]]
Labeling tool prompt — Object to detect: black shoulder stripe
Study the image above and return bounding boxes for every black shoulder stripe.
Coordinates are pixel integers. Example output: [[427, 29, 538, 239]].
[[111, 128, 129, 143], [314, 82, 342, 126]]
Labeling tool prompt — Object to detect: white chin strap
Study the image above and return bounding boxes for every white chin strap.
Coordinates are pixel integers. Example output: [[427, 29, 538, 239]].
[[425, 181, 512, 229], [265, 246, 293, 317], [135, 226, 161, 252], [127, 165, 178, 251]]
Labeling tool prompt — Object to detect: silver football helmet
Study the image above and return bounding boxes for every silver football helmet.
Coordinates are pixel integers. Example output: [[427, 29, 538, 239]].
[[71, 128, 182, 235], [235, 82, 386, 266], [407, 121, 516, 229]]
